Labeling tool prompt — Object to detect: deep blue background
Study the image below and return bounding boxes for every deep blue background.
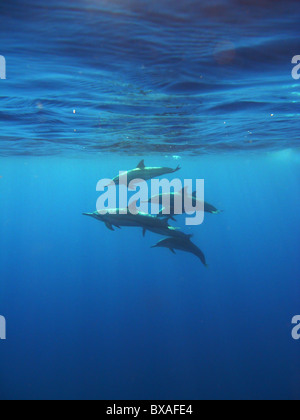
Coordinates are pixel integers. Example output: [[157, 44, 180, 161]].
[[0, 154, 299, 400], [0, 0, 300, 400]]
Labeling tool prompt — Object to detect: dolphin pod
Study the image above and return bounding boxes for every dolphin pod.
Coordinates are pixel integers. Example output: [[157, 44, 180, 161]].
[[83, 160, 222, 267]]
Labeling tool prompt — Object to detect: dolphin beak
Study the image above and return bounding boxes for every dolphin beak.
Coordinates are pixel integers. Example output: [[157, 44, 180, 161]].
[[82, 212, 93, 217], [151, 244, 158, 248]]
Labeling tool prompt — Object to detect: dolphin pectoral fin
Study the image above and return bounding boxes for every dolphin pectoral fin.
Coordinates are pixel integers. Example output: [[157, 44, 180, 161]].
[[105, 222, 115, 231], [137, 159, 145, 169], [143, 228, 147, 237], [169, 248, 176, 254], [115, 225, 121, 229], [171, 216, 177, 222]]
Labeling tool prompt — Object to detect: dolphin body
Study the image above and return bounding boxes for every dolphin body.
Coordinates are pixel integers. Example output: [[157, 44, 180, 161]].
[[112, 160, 181, 188], [152, 236, 208, 267], [83, 209, 190, 239], [146, 188, 221, 220]]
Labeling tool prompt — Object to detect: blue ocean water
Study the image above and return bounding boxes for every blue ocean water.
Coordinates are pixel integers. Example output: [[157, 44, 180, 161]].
[[0, 0, 300, 400]]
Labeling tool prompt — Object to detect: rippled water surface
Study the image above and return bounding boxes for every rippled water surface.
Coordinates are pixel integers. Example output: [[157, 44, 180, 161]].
[[0, 0, 300, 155], [1, 0, 300, 402]]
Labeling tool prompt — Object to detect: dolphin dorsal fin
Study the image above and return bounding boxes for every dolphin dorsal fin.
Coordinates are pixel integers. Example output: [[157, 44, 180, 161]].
[[137, 160, 145, 169], [162, 217, 171, 226]]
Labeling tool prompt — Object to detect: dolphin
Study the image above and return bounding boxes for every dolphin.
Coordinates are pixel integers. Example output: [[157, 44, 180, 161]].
[[151, 236, 208, 267], [83, 208, 189, 239], [112, 160, 181, 189], [146, 187, 221, 220]]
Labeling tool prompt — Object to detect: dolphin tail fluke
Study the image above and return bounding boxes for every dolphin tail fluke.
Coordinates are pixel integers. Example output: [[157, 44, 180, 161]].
[[174, 165, 181, 172]]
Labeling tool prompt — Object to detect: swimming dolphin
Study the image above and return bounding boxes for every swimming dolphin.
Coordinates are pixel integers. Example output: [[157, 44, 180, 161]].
[[82, 209, 188, 239], [146, 187, 221, 220], [112, 160, 181, 189], [151, 236, 208, 267]]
